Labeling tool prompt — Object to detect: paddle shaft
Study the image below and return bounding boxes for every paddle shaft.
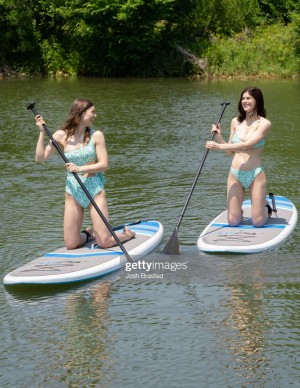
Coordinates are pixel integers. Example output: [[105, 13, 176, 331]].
[[175, 102, 230, 230], [113, 220, 144, 231], [27, 102, 133, 263]]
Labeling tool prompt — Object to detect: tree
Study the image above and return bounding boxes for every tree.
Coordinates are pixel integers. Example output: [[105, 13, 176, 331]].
[[0, 0, 40, 72]]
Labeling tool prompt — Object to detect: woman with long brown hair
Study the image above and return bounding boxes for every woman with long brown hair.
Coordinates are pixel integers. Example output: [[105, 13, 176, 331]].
[[206, 87, 272, 227], [35, 98, 135, 249]]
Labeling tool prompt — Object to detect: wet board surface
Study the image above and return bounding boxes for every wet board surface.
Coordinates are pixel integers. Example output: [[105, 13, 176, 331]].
[[197, 196, 297, 254], [4, 221, 163, 285]]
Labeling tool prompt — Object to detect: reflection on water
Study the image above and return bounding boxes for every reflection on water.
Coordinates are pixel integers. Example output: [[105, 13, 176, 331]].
[[0, 78, 299, 387], [3, 281, 114, 386], [61, 282, 112, 385], [223, 283, 271, 385]]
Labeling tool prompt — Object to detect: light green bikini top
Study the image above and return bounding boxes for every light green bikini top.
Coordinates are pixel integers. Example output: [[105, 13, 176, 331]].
[[232, 121, 266, 149], [64, 131, 97, 167]]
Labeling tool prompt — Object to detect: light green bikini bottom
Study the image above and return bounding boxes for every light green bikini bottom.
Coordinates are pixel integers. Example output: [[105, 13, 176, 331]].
[[230, 166, 264, 189], [66, 172, 107, 208]]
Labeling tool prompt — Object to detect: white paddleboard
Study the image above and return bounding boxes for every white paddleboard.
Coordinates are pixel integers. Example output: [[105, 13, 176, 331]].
[[197, 195, 297, 253], [4, 220, 163, 286]]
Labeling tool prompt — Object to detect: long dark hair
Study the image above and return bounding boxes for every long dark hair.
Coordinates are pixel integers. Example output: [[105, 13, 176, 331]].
[[61, 99, 94, 143], [237, 87, 266, 122]]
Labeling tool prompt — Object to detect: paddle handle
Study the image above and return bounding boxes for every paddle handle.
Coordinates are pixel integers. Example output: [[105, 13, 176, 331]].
[[27, 102, 133, 263], [176, 102, 230, 229]]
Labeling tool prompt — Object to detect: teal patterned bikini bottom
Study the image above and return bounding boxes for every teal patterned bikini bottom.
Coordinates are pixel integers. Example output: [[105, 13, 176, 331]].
[[66, 173, 107, 208], [230, 166, 264, 190]]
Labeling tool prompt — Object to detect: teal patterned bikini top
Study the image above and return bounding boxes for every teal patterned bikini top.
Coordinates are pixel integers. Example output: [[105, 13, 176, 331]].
[[64, 130, 97, 166], [232, 121, 266, 149]]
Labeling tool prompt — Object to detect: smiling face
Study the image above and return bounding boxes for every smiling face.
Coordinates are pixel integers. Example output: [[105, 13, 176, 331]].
[[237, 87, 266, 121], [81, 105, 97, 127], [241, 92, 257, 115]]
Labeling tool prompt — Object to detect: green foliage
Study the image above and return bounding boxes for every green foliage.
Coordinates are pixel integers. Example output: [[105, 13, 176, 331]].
[[206, 22, 299, 78], [257, 0, 299, 24], [40, 39, 80, 75], [0, 0, 41, 71], [0, 0, 299, 77]]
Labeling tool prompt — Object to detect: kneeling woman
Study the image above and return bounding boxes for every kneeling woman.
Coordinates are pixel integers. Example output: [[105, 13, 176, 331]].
[[206, 87, 272, 227], [35, 98, 135, 249]]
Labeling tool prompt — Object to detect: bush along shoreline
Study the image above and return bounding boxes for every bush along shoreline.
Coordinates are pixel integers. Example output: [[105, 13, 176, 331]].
[[1, 1, 299, 79], [205, 23, 299, 80]]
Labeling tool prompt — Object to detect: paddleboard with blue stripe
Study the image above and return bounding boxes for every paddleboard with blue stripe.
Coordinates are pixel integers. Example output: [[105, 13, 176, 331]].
[[4, 220, 164, 285], [197, 195, 297, 253]]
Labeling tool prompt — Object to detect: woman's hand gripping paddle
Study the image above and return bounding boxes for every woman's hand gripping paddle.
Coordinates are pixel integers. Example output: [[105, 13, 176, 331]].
[[27, 102, 133, 263], [163, 102, 230, 254]]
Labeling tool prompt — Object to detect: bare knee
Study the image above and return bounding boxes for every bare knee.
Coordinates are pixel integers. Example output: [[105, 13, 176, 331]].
[[65, 237, 81, 250], [252, 214, 266, 228], [251, 207, 268, 227], [65, 242, 79, 250], [95, 235, 113, 249], [228, 212, 242, 227]]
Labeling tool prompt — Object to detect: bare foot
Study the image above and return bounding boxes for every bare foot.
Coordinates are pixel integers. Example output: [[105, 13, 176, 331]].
[[85, 227, 95, 241], [122, 227, 136, 241]]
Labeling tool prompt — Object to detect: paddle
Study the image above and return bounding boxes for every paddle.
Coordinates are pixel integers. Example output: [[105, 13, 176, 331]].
[[112, 219, 146, 231], [27, 102, 133, 263], [163, 102, 230, 254]]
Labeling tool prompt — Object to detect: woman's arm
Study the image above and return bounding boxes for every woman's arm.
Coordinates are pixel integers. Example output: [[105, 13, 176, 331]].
[[211, 118, 236, 156], [35, 115, 57, 163]]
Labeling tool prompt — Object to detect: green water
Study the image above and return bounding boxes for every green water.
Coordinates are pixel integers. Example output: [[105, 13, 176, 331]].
[[0, 77, 299, 387]]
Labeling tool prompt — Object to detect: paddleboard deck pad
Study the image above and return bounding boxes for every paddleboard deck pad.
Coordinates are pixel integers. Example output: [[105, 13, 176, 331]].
[[197, 195, 297, 253], [4, 220, 163, 286]]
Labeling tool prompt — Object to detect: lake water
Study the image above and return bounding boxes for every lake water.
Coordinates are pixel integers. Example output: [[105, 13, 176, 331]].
[[0, 77, 299, 387]]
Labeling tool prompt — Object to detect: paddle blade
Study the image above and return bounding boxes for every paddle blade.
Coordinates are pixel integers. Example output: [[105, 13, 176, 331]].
[[162, 228, 180, 254]]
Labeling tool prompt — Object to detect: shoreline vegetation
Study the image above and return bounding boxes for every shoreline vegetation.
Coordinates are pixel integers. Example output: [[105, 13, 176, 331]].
[[1, 1, 299, 80]]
